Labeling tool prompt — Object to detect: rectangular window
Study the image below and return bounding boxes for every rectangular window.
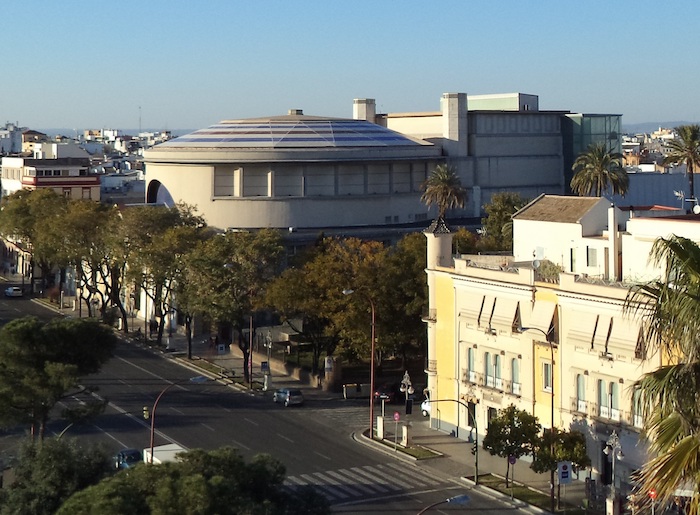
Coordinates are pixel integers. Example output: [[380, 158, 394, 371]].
[[543, 362, 552, 392], [587, 247, 598, 267]]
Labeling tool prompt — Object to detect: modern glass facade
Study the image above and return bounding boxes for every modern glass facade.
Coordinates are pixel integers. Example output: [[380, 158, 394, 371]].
[[562, 114, 622, 193]]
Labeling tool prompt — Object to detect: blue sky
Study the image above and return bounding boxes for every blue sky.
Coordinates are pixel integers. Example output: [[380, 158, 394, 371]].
[[3, 1, 698, 131]]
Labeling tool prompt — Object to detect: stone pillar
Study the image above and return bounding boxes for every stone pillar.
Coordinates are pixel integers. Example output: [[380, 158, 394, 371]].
[[440, 92, 468, 157]]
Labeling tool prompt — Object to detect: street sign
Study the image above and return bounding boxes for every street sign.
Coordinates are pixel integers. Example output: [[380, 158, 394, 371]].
[[393, 411, 400, 422], [508, 455, 516, 465], [261, 361, 269, 373], [558, 461, 572, 485]]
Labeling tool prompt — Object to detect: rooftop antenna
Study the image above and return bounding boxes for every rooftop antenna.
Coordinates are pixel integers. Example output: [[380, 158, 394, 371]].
[[139, 106, 142, 134]]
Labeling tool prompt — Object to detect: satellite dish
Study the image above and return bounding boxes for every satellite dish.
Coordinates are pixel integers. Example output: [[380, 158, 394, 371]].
[[532, 260, 541, 269], [693, 205, 700, 215]]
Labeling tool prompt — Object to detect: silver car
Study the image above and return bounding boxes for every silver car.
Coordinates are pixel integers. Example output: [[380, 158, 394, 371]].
[[273, 388, 304, 407], [4, 287, 22, 297]]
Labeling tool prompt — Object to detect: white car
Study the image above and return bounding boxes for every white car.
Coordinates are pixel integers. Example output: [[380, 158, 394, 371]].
[[421, 399, 431, 417], [4, 287, 22, 297]]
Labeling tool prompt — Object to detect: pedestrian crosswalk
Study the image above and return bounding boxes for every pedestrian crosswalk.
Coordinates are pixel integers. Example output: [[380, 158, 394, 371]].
[[284, 462, 450, 504], [290, 405, 368, 428]]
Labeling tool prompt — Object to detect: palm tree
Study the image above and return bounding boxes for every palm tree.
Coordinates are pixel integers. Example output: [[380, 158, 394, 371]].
[[625, 235, 700, 513], [420, 164, 467, 219], [570, 142, 628, 197], [663, 124, 700, 202]]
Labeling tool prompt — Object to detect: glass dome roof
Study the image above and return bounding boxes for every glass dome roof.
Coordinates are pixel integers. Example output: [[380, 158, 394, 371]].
[[159, 114, 428, 149]]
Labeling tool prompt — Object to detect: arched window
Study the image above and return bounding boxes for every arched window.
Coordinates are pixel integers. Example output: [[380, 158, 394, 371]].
[[610, 382, 620, 421], [484, 352, 493, 387], [511, 358, 521, 395], [494, 355, 502, 389], [576, 374, 586, 412], [598, 379, 609, 418]]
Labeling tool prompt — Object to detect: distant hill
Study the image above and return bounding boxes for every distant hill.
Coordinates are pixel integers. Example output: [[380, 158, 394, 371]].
[[622, 121, 698, 134]]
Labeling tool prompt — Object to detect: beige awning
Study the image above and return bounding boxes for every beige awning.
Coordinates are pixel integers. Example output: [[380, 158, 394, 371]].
[[566, 312, 598, 348], [491, 298, 519, 333], [528, 301, 556, 335], [608, 317, 640, 352], [459, 294, 484, 327]]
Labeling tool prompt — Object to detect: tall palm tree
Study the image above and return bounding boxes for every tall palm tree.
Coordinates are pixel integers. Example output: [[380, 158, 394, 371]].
[[664, 124, 700, 202], [625, 235, 700, 513], [420, 164, 467, 219], [570, 142, 628, 197]]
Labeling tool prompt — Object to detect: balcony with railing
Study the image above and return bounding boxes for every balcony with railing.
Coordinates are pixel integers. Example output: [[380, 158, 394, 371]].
[[570, 398, 643, 430]]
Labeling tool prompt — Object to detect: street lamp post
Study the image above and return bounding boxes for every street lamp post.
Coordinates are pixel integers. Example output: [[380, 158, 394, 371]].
[[605, 431, 624, 515], [521, 325, 556, 513], [399, 371, 415, 411], [148, 376, 208, 464], [342, 289, 376, 439], [426, 398, 479, 484]]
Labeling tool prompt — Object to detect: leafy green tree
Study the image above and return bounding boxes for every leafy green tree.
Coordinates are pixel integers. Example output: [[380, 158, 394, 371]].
[[624, 235, 700, 511], [0, 317, 116, 440], [180, 229, 285, 381], [264, 237, 388, 371], [124, 204, 208, 344], [481, 192, 529, 251], [531, 428, 591, 506], [482, 404, 541, 486], [0, 437, 112, 515], [452, 227, 479, 255], [377, 232, 428, 365], [420, 164, 467, 219], [0, 189, 69, 290], [663, 124, 700, 202], [57, 447, 330, 515], [570, 142, 628, 197], [50, 200, 123, 320]]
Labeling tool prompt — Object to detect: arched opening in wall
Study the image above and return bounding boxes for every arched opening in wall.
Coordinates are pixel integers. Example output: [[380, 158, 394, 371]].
[[146, 180, 175, 207]]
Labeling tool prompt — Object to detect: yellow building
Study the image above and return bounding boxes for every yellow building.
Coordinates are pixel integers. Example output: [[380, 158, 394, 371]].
[[423, 195, 692, 498]]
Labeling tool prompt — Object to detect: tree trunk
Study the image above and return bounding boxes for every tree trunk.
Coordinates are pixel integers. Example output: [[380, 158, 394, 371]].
[[185, 315, 193, 360], [505, 460, 511, 487], [689, 165, 696, 203]]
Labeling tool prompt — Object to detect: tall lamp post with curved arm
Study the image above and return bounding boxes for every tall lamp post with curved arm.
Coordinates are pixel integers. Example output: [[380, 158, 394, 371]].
[[342, 289, 376, 439], [147, 376, 208, 464], [521, 325, 556, 514]]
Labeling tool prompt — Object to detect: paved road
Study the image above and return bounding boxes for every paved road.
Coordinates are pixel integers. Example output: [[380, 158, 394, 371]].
[[0, 298, 526, 513]]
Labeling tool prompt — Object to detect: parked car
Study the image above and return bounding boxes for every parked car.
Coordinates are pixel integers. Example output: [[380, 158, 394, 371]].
[[114, 448, 143, 469], [4, 287, 22, 297], [374, 382, 402, 404], [421, 399, 431, 417], [273, 388, 304, 407]]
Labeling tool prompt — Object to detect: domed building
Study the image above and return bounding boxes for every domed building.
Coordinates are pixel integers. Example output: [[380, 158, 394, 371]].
[[143, 110, 442, 233]]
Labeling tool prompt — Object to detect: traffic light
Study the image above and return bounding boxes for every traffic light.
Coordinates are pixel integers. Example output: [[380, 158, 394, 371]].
[[405, 399, 413, 415], [143, 406, 150, 420], [471, 442, 478, 455]]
